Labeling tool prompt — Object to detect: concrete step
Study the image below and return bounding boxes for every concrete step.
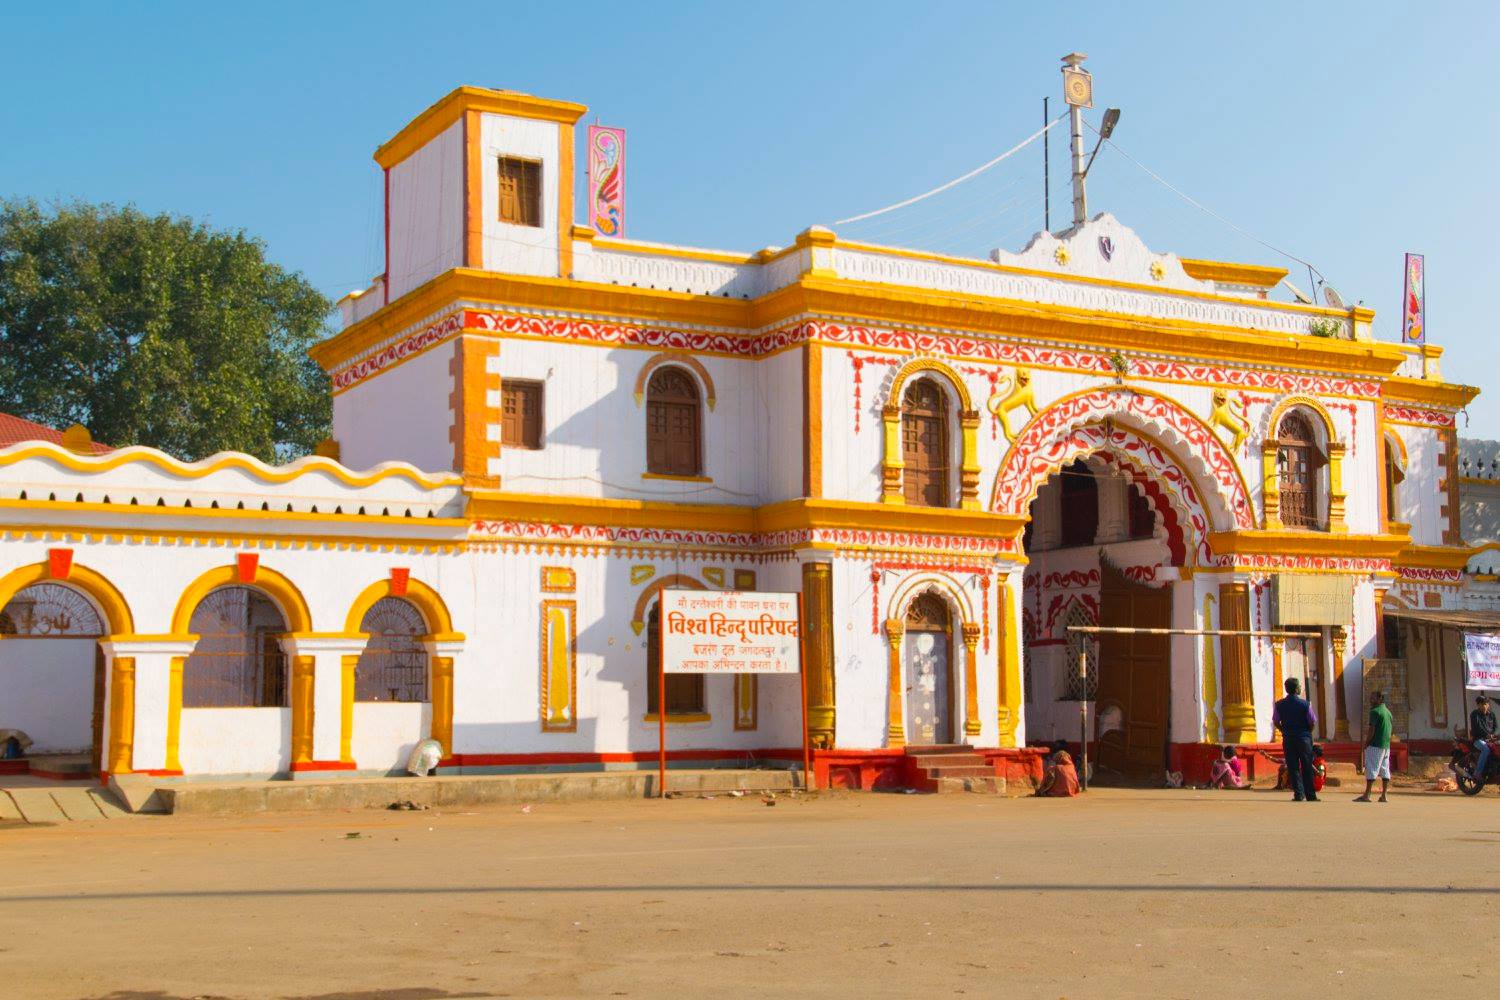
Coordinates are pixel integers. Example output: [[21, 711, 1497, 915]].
[[154, 767, 804, 817], [0, 785, 133, 825], [935, 775, 1007, 794], [924, 765, 998, 780], [910, 754, 988, 770], [905, 744, 972, 756]]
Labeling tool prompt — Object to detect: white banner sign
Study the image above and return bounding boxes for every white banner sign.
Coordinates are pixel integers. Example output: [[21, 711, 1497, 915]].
[[660, 589, 801, 674], [1464, 632, 1500, 689]]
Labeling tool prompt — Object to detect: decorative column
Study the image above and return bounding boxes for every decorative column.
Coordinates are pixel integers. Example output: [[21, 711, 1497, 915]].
[[1327, 441, 1348, 532], [1218, 582, 1258, 743], [1331, 625, 1350, 740], [996, 574, 1023, 747], [282, 635, 367, 777], [425, 637, 463, 760], [801, 561, 836, 747], [1373, 586, 1389, 657], [101, 638, 195, 776], [1261, 444, 1281, 529], [959, 409, 982, 509], [880, 406, 904, 503], [961, 622, 981, 737], [1200, 594, 1220, 743], [885, 617, 906, 747]]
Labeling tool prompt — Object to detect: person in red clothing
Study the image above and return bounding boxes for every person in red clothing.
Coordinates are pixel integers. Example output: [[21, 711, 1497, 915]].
[[1037, 750, 1079, 797], [1208, 745, 1244, 788]]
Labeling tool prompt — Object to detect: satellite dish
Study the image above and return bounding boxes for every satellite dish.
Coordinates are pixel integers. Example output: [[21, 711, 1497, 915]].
[[1323, 285, 1346, 309], [1283, 279, 1313, 305]]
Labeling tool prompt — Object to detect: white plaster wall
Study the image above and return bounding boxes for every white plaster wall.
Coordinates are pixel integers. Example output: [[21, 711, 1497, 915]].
[[353, 702, 430, 774], [830, 557, 892, 749], [479, 113, 560, 279], [333, 345, 456, 473], [1398, 425, 1444, 545], [388, 120, 463, 301], [0, 638, 95, 752], [179, 709, 290, 776], [493, 340, 764, 503], [761, 349, 804, 503]]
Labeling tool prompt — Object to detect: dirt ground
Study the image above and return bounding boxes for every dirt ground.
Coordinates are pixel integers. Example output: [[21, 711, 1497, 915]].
[[0, 783, 1493, 1000]]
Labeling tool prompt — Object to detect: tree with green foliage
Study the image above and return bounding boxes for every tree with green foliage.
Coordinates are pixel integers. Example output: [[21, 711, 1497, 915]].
[[0, 199, 331, 462]]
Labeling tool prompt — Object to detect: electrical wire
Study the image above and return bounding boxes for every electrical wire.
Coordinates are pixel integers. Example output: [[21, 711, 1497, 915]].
[[834, 114, 1066, 226]]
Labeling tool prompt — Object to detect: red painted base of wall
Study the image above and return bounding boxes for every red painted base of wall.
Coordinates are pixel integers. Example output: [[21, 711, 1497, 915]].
[[451, 748, 804, 769], [815, 747, 1047, 792], [289, 760, 357, 773], [1168, 742, 1413, 788]]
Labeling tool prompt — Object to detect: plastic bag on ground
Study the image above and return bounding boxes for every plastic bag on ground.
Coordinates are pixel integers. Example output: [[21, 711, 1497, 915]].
[[405, 739, 443, 777]]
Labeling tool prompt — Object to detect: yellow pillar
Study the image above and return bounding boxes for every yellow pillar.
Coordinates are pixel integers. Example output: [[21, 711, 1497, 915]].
[[961, 622, 981, 736], [1328, 441, 1348, 532], [1261, 444, 1282, 529], [107, 656, 135, 775], [880, 405, 904, 503], [996, 577, 1022, 748], [1219, 582, 1257, 743], [1201, 595, 1220, 743], [885, 618, 906, 747], [290, 655, 315, 765], [431, 655, 455, 757], [959, 409, 982, 510], [340, 654, 358, 765], [164, 655, 185, 773], [801, 561, 836, 747], [1331, 625, 1350, 740]]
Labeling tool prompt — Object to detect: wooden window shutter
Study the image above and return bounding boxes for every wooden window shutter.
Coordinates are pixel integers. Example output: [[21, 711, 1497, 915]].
[[900, 378, 951, 507], [645, 367, 701, 476], [501, 381, 543, 449], [498, 158, 543, 228]]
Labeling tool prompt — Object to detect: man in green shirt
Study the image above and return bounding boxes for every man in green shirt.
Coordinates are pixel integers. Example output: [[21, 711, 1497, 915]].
[[1355, 690, 1394, 803]]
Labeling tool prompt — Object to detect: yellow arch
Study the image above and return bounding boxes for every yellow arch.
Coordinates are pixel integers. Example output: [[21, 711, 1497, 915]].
[[344, 576, 457, 637], [0, 561, 135, 634], [1266, 395, 1339, 444], [1384, 427, 1409, 469], [170, 564, 313, 635], [885, 572, 977, 624], [634, 353, 718, 412], [887, 357, 974, 412]]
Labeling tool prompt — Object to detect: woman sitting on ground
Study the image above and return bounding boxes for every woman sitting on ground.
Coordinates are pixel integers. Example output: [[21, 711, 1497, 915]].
[[1208, 745, 1244, 789], [1037, 748, 1080, 797]]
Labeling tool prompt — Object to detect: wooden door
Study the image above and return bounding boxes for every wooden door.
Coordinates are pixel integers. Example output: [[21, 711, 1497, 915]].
[[901, 379, 950, 507], [1094, 561, 1172, 780], [1283, 631, 1325, 738], [903, 593, 952, 744]]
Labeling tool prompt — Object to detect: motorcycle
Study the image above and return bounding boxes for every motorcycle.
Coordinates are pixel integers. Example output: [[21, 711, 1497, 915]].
[[1450, 737, 1499, 795]]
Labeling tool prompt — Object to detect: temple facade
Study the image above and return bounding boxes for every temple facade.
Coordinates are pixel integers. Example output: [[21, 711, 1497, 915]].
[[0, 87, 1479, 787]]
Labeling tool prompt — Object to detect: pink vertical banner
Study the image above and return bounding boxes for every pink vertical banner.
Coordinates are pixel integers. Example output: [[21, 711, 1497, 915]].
[[1402, 252, 1425, 344], [588, 125, 626, 237]]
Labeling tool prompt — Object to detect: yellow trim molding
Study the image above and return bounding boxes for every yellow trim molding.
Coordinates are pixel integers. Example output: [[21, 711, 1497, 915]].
[[375, 86, 587, 170], [880, 357, 981, 509], [0, 560, 136, 633], [170, 564, 314, 635], [1208, 530, 1409, 560], [1179, 259, 1288, 288]]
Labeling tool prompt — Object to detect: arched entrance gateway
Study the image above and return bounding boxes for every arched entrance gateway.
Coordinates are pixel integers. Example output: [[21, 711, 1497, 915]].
[[992, 387, 1256, 783]]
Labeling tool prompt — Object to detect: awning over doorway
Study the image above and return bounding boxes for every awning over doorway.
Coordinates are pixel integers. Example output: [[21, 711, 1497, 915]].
[[1385, 607, 1500, 632]]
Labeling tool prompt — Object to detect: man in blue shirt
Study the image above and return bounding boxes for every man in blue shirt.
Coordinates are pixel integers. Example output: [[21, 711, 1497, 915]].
[[1272, 677, 1320, 802]]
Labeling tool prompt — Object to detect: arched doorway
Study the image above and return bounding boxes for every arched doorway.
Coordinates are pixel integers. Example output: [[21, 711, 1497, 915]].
[[355, 597, 429, 703], [902, 592, 954, 745], [0, 583, 107, 769]]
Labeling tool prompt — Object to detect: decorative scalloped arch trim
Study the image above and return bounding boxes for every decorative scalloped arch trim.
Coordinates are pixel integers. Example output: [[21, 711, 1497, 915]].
[[170, 564, 313, 635], [344, 576, 457, 637], [1384, 427, 1409, 471], [0, 561, 135, 635], [634, 354, 718, 411], [885, 357, 974, 412], [885, 571, 976, 625], [990, 385, 1255, 532], [0, 441, 462, 490], [630, 573, 706, 635]]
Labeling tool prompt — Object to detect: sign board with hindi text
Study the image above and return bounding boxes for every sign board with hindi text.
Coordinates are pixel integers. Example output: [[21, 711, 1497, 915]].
[[660, 589, 800, 674], [1464, 632, 1500, 689], [1274, 574, 1353, 627]]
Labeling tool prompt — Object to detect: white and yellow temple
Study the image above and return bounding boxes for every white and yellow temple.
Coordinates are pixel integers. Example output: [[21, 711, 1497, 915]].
[[0, 86, 1480, 788]]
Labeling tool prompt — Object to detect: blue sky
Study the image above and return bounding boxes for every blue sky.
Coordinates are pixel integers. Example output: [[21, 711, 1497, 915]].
[[3, 3, 1496, 426]]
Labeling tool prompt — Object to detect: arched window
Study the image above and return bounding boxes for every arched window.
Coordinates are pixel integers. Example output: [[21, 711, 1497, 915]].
[[0, 583, 105, 637], [901, 377, 951, 507], [1384, 436, 1405, 526], [183, 586, 289, 708], [1277, 412, 1326, 530], [1062, 603, 1098, 701], [646, 602, 704, 716], [645, 367, 702, 476], [355, 597, 428, 702], [1059, 460, 1099, 547]]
